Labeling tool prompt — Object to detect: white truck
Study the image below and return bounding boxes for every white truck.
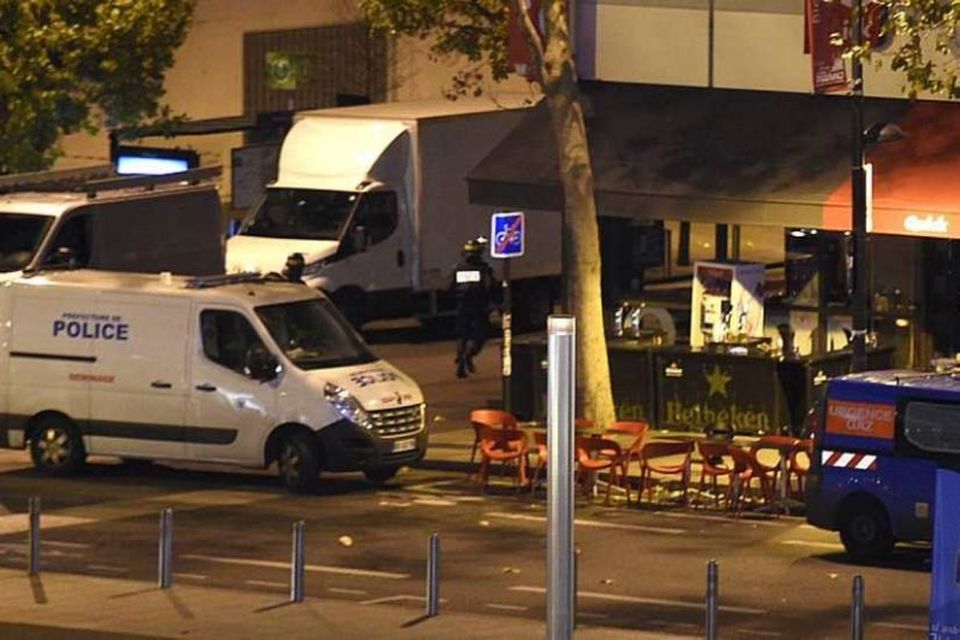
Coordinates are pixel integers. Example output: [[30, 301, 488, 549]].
[[0, 270, 426, 493], [0, 167, 225, 280], [226, 97, 561, 328]]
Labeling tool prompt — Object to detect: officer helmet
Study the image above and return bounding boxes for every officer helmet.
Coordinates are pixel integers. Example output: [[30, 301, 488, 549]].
[[462, 239, 482, 255]]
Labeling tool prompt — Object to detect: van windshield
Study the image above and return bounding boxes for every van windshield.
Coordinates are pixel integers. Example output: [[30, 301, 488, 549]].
[[0, 213, 53, 272], [240, 188, 358, 240], [256, 298, 376, 370]]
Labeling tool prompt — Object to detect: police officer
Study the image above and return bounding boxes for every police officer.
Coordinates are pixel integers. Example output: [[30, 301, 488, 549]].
[[451, 237, 498, 378], [282, 252, 306, 284]]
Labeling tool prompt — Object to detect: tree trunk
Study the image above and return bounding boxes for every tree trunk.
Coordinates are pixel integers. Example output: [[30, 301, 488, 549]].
[[536, 0, 616, 429]]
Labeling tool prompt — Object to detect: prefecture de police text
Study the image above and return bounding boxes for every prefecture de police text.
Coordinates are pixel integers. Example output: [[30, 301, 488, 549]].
[[53, 312, 130, 341]]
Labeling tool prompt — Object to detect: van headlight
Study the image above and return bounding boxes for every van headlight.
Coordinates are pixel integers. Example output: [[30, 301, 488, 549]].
[[324, 383, 373, 429]]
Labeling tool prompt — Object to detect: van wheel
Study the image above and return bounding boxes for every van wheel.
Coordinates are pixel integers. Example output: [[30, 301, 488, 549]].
[[29, 416, 86, 476], [277, 433, 320, 494], [364, 466, 400, 486], [840, 502, 894, 562]]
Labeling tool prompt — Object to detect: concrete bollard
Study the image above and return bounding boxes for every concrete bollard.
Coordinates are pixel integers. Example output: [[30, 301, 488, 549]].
[[28, 497, 40, 576], [851, 575, 864, 640], [290, 521, 305, 603], [426, 532, 441, 617], [158, 508, 173, 589], [705, 559, 718, 640]]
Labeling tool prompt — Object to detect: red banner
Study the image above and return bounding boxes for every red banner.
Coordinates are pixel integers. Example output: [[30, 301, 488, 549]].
[[805, 0, 850, 94], [507, 0, 543, 79]]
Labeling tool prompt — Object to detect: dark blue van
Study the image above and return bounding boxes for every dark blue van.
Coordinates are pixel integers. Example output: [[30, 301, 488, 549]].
[[806, 370, 960, 560]]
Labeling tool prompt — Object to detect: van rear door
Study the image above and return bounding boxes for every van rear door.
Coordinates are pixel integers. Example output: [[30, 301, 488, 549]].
[[87, 295, 189, 459]]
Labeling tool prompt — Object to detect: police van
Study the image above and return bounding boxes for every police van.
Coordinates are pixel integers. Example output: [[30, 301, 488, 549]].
[[806, 370, 960, 560], [0, 270, 427, 493]]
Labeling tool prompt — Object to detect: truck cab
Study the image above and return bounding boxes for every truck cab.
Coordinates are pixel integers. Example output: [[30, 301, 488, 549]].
[[806, 370, 960, 560]]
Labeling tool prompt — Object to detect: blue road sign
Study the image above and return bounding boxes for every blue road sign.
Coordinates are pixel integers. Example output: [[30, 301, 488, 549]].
[[491, 211, 525, 258]]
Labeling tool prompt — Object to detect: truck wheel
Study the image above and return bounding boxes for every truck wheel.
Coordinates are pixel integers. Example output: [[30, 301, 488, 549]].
[[29, 416, 86, 476], [277, 433, 320, 494], [363, 466, 400, 486], [840, 502, 894, 562]]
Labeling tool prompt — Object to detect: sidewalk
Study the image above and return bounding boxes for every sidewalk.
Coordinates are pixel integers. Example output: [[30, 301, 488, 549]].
[[0, 568, 696, 639]]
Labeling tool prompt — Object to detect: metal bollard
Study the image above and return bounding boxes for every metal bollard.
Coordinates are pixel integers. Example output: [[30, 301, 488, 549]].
[[705, 559, 718, 640], [851, 575, 864, 640], [426, 532, 441, 617], [290, 521, 305, 603], [158, 508, 173, 589], [547, 315, 576, 640], [28, 497, 40, 576]]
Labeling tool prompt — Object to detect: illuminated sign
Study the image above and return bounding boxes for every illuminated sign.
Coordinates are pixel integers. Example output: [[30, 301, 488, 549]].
[[904, 214, 949, 235], [825, 399, 895, 439]]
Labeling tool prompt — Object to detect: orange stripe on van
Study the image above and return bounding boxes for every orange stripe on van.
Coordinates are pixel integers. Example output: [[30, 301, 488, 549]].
[[825, 400, 895, 440]]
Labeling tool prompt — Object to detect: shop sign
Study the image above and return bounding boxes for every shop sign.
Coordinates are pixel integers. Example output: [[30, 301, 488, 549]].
[[825, 399, 895, 439], [904, 214, 949, 235]]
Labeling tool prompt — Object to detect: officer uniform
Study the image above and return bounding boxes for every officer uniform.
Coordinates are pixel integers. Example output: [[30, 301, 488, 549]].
[[452, 239, 498, 378]]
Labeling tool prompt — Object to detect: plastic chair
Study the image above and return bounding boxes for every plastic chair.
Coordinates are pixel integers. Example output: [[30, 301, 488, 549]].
[[576, 436, 623, 505], [725, 446, 760, 514], [529, 431, 549, 494], [748, 435, 801, 503], [788, 439, 814, 498], [469, 409, 519, 465], [476, 425, 529, 493], [639, 440, 694, 505], [602, 421, 649, 498], [696, 440, 735, 508]]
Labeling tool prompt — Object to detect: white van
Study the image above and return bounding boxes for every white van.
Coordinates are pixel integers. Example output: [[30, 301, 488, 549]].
[[0, 270, 426, 493]]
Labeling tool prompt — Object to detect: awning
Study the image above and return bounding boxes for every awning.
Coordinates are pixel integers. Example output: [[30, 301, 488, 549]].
[[468, 81, 960, 239]]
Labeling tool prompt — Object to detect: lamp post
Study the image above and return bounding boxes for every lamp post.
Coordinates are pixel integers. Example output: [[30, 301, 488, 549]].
[[850, 0, 869, 373]]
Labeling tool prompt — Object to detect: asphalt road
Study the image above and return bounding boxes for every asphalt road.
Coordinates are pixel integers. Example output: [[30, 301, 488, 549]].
[[0, 329, 933, 639]]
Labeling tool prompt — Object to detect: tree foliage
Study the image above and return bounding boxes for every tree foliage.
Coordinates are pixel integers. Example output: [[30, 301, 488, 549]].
[[0, 0, 195, 173], [859, 1, 960, 98]]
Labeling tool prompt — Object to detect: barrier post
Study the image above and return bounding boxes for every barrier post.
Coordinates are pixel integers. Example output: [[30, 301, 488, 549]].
[[158, 508, 173, 588], [426, 532, 441, 617], [28, 497, 40, 576], [706, 559, 718, 640], [290, 521, 305, 603], [851, 575, 864, 640], [547, 315, 576, 640]]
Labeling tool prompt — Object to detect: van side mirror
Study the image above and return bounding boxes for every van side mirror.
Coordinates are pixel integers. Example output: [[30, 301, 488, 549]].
[[245, 343, 279, 382], [47, 246, 76, 267], [352, 225, 368, 253]]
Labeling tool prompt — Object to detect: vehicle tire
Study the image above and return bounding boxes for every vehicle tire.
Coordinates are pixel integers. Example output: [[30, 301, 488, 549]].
[[839, 501, 894, 562], [363, 466, 400, 486], [277, 432, 320, 494], [29, 415, 86, 477]]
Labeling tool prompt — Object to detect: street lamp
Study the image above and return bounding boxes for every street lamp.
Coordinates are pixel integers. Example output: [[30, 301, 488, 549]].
[[850, 1, 906, 372]]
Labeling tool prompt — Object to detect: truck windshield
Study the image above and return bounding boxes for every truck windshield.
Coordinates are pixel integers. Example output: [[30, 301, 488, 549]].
[[240, 188, 358, 240], [0, 213, 53, 272], [256, 298, 376, 370]]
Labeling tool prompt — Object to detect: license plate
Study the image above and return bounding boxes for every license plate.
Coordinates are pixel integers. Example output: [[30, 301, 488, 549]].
[[392, 438, 416, 453]]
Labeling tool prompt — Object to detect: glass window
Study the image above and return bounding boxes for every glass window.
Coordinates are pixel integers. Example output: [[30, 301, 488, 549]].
[[256, 298, 375, 370], [200, 310, 267, 376], [0, 213, 53, 272], [44, 214, 91, 268], [904, 402, 960, 454], [353, 191, 398, 246], [240, 188, 357, 240]]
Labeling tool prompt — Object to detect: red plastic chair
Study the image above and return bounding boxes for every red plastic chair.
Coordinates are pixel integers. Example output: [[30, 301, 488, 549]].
[[725, 446, 761, 514], [788, 439, 814, 498], [469, 409, 519, 465], [476, 425, 529, 493], [577, 436, 623, 505], [696, 441, 736, 508], [748, 435, 801, 502], [602, 421, 649, 499], [529, 431, 549, 494], [639, 440, 694, 505]]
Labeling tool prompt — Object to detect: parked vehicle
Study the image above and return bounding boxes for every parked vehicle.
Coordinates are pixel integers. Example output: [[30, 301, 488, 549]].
[[225, 97, 561, 329], [0, 167, 225, 280], [0, 270, 426, 493], [806, 369, 958, 560]]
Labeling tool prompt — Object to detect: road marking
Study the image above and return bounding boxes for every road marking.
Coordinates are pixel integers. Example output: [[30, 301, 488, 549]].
[[245, 579, 287, 589], [0, 514, 94, 535], [181, 554, 410, 580], [509, 586, 766, 615], [655, 511, 786, 528], [485, 512, 685, 535], [42, 540, 90, 550], [173, 573, 207, 581], [412, 497, 457, 507], [736, 630, 782, 637], [873, 622, 927, 632], [359, 594, 448, 605], [577, 612, 610, 620], [145, 490, 273, 507], [485, 603, 529, 612], [328, 587, 369, 596], [779, 539, 845, 550], [86, 564, 127, 575]]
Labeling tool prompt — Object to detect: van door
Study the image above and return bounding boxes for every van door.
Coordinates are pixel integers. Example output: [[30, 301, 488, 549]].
[[88, 296, 189, 459], [187, 306, 277, 464]]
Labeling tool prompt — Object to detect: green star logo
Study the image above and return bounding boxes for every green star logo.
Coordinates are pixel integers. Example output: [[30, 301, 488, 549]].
[[705, 365, 731, 398]]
